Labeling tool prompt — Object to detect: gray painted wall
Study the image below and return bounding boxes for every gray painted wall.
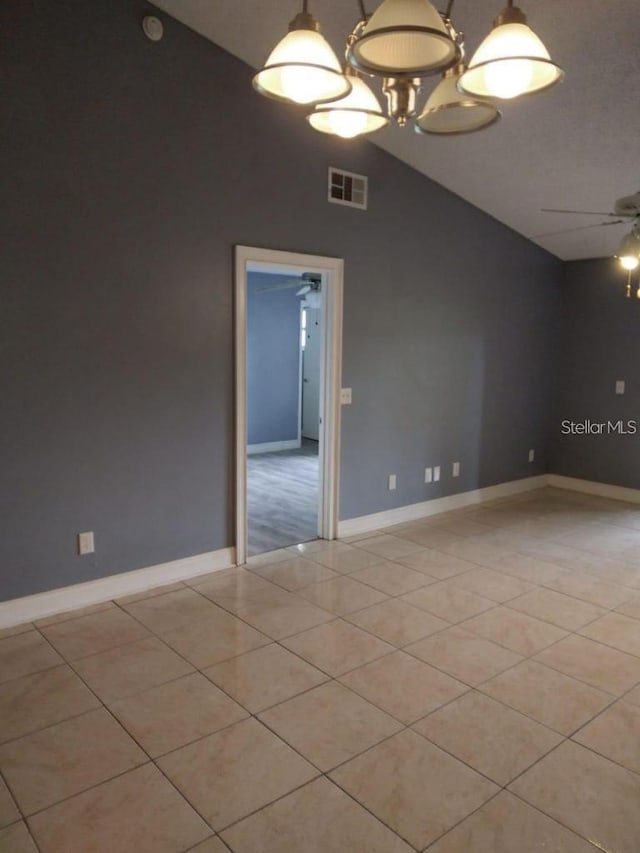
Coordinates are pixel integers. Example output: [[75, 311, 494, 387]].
[[0, 0, 562, 600], [551, 258, 640, 488], [247, 273, 301, 446]]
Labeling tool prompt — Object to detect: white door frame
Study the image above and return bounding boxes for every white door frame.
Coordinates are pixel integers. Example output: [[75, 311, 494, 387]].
[[297, 301, 304, 448], [234, 245, 344, 566]]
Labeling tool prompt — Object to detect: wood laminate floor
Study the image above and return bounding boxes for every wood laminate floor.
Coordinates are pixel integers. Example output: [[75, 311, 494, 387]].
[[247, 439, 319, 555]]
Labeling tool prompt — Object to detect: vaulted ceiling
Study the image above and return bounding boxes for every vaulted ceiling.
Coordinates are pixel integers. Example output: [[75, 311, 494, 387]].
[[150, 0, 640, 261]]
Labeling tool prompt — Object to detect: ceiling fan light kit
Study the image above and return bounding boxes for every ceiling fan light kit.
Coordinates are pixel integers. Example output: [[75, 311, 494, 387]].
[[540, 193, 640, 287], [253, 0, 563, 137], [617, 229, 640, 272], [614, 195, 640, 280]]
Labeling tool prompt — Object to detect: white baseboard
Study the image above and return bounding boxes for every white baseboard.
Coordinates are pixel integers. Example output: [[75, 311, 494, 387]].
[[5, 473, 638, 631], [0, 547, 235, 630], [547, 474, 640, 505], [338, 473, 640, 539], [338, 476, 548, 538], [247, 440, 300, 455]]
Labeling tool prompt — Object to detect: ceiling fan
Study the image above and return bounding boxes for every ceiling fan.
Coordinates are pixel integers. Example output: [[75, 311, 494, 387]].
[[535, 192, 640, 239], [256, 273, 322, 297]]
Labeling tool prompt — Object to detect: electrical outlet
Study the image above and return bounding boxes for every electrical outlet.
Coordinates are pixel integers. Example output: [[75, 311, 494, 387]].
[[340, 387, 352, 405], [528, 448, 535, 463], [424, 467, 433, 484], [388, 474, 397, 491], [433, 466, 441, 482], [78, 531, 95, 555], [452, 461, 460, 478]]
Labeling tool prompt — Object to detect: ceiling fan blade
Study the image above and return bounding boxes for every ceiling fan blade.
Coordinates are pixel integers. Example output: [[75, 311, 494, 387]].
[[541, 208, 624, 217], [534, 220, 627, 238], [255, 280, 303, 293]]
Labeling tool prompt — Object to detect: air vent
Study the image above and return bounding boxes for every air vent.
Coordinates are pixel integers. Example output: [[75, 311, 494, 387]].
[[328, 167, 368, 210]]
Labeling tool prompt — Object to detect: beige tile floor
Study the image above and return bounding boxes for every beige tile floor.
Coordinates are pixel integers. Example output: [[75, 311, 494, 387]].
[[1, 487, 640, 851]]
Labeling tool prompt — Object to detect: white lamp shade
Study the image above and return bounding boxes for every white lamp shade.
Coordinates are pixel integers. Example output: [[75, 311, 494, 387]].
[[349, 0, 456, 76], [416, 72, 500, 134], [618, 231, 640, 270], [253, 29, 351, 105], [307, 76, 389, 138], [460, 21, 563, 99]]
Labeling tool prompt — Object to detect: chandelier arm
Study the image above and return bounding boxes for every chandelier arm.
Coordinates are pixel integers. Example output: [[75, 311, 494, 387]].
[[444, 0, 455, 19], [357, 0, 368, 21]]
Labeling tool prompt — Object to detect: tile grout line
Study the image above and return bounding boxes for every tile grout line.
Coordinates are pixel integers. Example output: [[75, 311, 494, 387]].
[[2, 488, 640, 849], [21, 589, 420, 844], [0, 817, 43, 853], [14, 623, 232, 839], [2, 562, 638, 780], [505, 786, 612, 852]]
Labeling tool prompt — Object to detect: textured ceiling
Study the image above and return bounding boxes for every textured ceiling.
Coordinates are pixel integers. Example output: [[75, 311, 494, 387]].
[[149, 0, 640, 260]]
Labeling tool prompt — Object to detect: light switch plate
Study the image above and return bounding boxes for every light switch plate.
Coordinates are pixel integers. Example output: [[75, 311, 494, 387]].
[[616, 380, 625, 395], [78, 531, 95, 555], [388, 474, 397, 491], [452, 461, 460, 478], [433, 466, 441, 482], [424, 467, 433, 484], [528, 448, 535, 463], [340, 388, 352, 405]]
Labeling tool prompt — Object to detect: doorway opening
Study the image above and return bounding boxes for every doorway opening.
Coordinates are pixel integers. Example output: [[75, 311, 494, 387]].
[[245, 272, 320, 554], [235, 246, 343, 565]]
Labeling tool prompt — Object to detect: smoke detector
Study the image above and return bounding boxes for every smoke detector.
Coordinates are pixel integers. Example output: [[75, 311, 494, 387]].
[[142, 16, 164, 42]]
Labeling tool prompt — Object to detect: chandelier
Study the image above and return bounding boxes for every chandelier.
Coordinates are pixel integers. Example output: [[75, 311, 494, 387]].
[[252, 0, 564, 138]]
